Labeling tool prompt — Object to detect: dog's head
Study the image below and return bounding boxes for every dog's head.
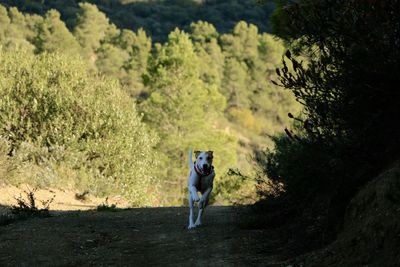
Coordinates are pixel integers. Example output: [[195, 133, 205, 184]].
[[194, 150, 213, 173]]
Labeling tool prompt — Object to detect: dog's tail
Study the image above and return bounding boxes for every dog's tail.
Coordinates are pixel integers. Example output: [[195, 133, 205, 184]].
[[188, 148, 194, 170]]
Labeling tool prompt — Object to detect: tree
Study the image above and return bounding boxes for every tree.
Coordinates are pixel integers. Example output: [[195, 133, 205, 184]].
[[32, 9, 80, 55], [119, 28, 152, 97], [73, 3, 110, 69], [220, 21, 298, 135], [221, 21, 259, 64], [0, 6, 36, 51], [190, 21, 225, 87], [222, 57, 250, 109], [94, 24, 128, 78], [139, 29, 236, 205], [0, 48, 159, 206], [250, 33, 297, 130], [257, 0, 400, 237], [96, 43, 128, 77], [0, 5, 10, 39]]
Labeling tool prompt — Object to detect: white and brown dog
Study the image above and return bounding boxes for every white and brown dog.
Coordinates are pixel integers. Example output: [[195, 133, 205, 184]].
[[187, 149, 215, 229]]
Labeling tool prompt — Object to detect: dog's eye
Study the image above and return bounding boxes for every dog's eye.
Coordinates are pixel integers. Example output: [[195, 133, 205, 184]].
[[199, 157, 202, 160], [207, 157, 211, 160]]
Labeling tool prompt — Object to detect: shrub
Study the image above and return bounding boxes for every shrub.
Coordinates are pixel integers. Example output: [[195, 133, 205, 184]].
[[11, 187, 54, 217], [255, 0, 400, 239], [255, 133, 336, 202], [97, 197, 118, 212], [0, 49, 159, 206], [213, 168, 259, 205]]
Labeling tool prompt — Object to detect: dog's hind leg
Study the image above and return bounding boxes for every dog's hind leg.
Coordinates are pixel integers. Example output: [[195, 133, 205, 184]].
[[188, 194, 196, 229], [195, 186, 213, 227], [194, 207, 203, 227], [195, 188, 211, 227]]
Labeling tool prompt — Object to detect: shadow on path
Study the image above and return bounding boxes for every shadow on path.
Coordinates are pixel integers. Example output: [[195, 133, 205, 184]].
[[0, 206, 286, 266]]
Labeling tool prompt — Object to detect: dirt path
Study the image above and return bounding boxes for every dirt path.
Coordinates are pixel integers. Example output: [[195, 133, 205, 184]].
[[0, 206, 287, 266]]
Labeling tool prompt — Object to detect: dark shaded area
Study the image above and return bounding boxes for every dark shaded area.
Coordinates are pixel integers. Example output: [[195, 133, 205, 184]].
[[244, 196, 329, 260], [0, 206, 290, 266], [307, 161, 400, 267], [254, 0, 400, 252], [0, 0, 274, 42]]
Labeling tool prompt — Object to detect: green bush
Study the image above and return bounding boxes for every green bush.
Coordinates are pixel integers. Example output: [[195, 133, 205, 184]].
[[0, 49, 159, 206]]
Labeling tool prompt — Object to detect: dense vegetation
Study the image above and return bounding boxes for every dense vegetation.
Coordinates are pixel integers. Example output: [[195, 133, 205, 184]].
[[1, 0, 398, 264], [0, 2, 298, 206], [0, 50, 159, 206], [0, 0, 274, 42], [255, 0, 400, 247]]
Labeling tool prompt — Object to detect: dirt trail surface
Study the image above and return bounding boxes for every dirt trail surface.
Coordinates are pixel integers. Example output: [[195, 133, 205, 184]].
[[0, 206, 286, 266]]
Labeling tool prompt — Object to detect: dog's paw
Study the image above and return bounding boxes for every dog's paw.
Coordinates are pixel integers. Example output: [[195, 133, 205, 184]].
[[194, 220, 202, 227], [188, 224, 196, 230]]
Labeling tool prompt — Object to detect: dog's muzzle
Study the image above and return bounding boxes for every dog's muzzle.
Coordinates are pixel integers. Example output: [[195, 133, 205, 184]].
[[203, 164, 210, 171], [194, 162, 213, 177]]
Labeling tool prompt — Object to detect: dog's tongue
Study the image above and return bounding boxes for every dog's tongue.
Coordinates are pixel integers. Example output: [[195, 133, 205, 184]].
[[199, 166, 204, 173], [195, 164, 204, 175]]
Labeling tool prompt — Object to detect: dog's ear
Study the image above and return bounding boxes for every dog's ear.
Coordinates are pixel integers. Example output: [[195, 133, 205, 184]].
[[194, 151, 201, 158], [207, 151, 214, 158]]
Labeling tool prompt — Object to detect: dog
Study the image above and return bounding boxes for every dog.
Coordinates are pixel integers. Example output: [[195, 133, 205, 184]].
[[187, 149, 215, 229]]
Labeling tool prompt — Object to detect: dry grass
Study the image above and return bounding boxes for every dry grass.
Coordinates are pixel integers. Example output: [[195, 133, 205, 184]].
[[0, 184, 129, 212]]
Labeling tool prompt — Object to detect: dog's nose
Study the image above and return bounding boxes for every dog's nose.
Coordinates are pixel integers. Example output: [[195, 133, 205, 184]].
[[203, 164, 208, 170]]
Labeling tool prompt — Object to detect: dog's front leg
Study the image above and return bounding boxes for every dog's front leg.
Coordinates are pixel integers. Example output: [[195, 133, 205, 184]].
[[188, 185, 200, 202], [195, 187, 213, 227], [188, 193, 196, 229]]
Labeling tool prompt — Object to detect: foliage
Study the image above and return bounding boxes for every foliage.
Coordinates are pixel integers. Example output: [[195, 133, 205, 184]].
[[255, 132, 337, 202], [190, 21, 224, 87], [140, 29, 237, 205], [97, 197, 118, 212], [0, 49, 159, 206], [0, 5, 36, 51], [0, 0, 274, 42], [0, 137, 14, 182], [214, 169, 259, 205], [74, 2, 111, 69], [32, 9, 80, 55], [257, 0, 400, 234], [119, 28, 152, 97], [11, 187, 54, 217], [228, 107, 261, 134], [0, 2, 301, 206], [219, 22, 299, 136]]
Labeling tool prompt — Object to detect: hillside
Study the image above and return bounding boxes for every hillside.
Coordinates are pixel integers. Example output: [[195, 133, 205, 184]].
[[0, 2, 298, 206], [299, 161, 400, 266], [0, 0, 399, 265], [0, 0, 274, 42]]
